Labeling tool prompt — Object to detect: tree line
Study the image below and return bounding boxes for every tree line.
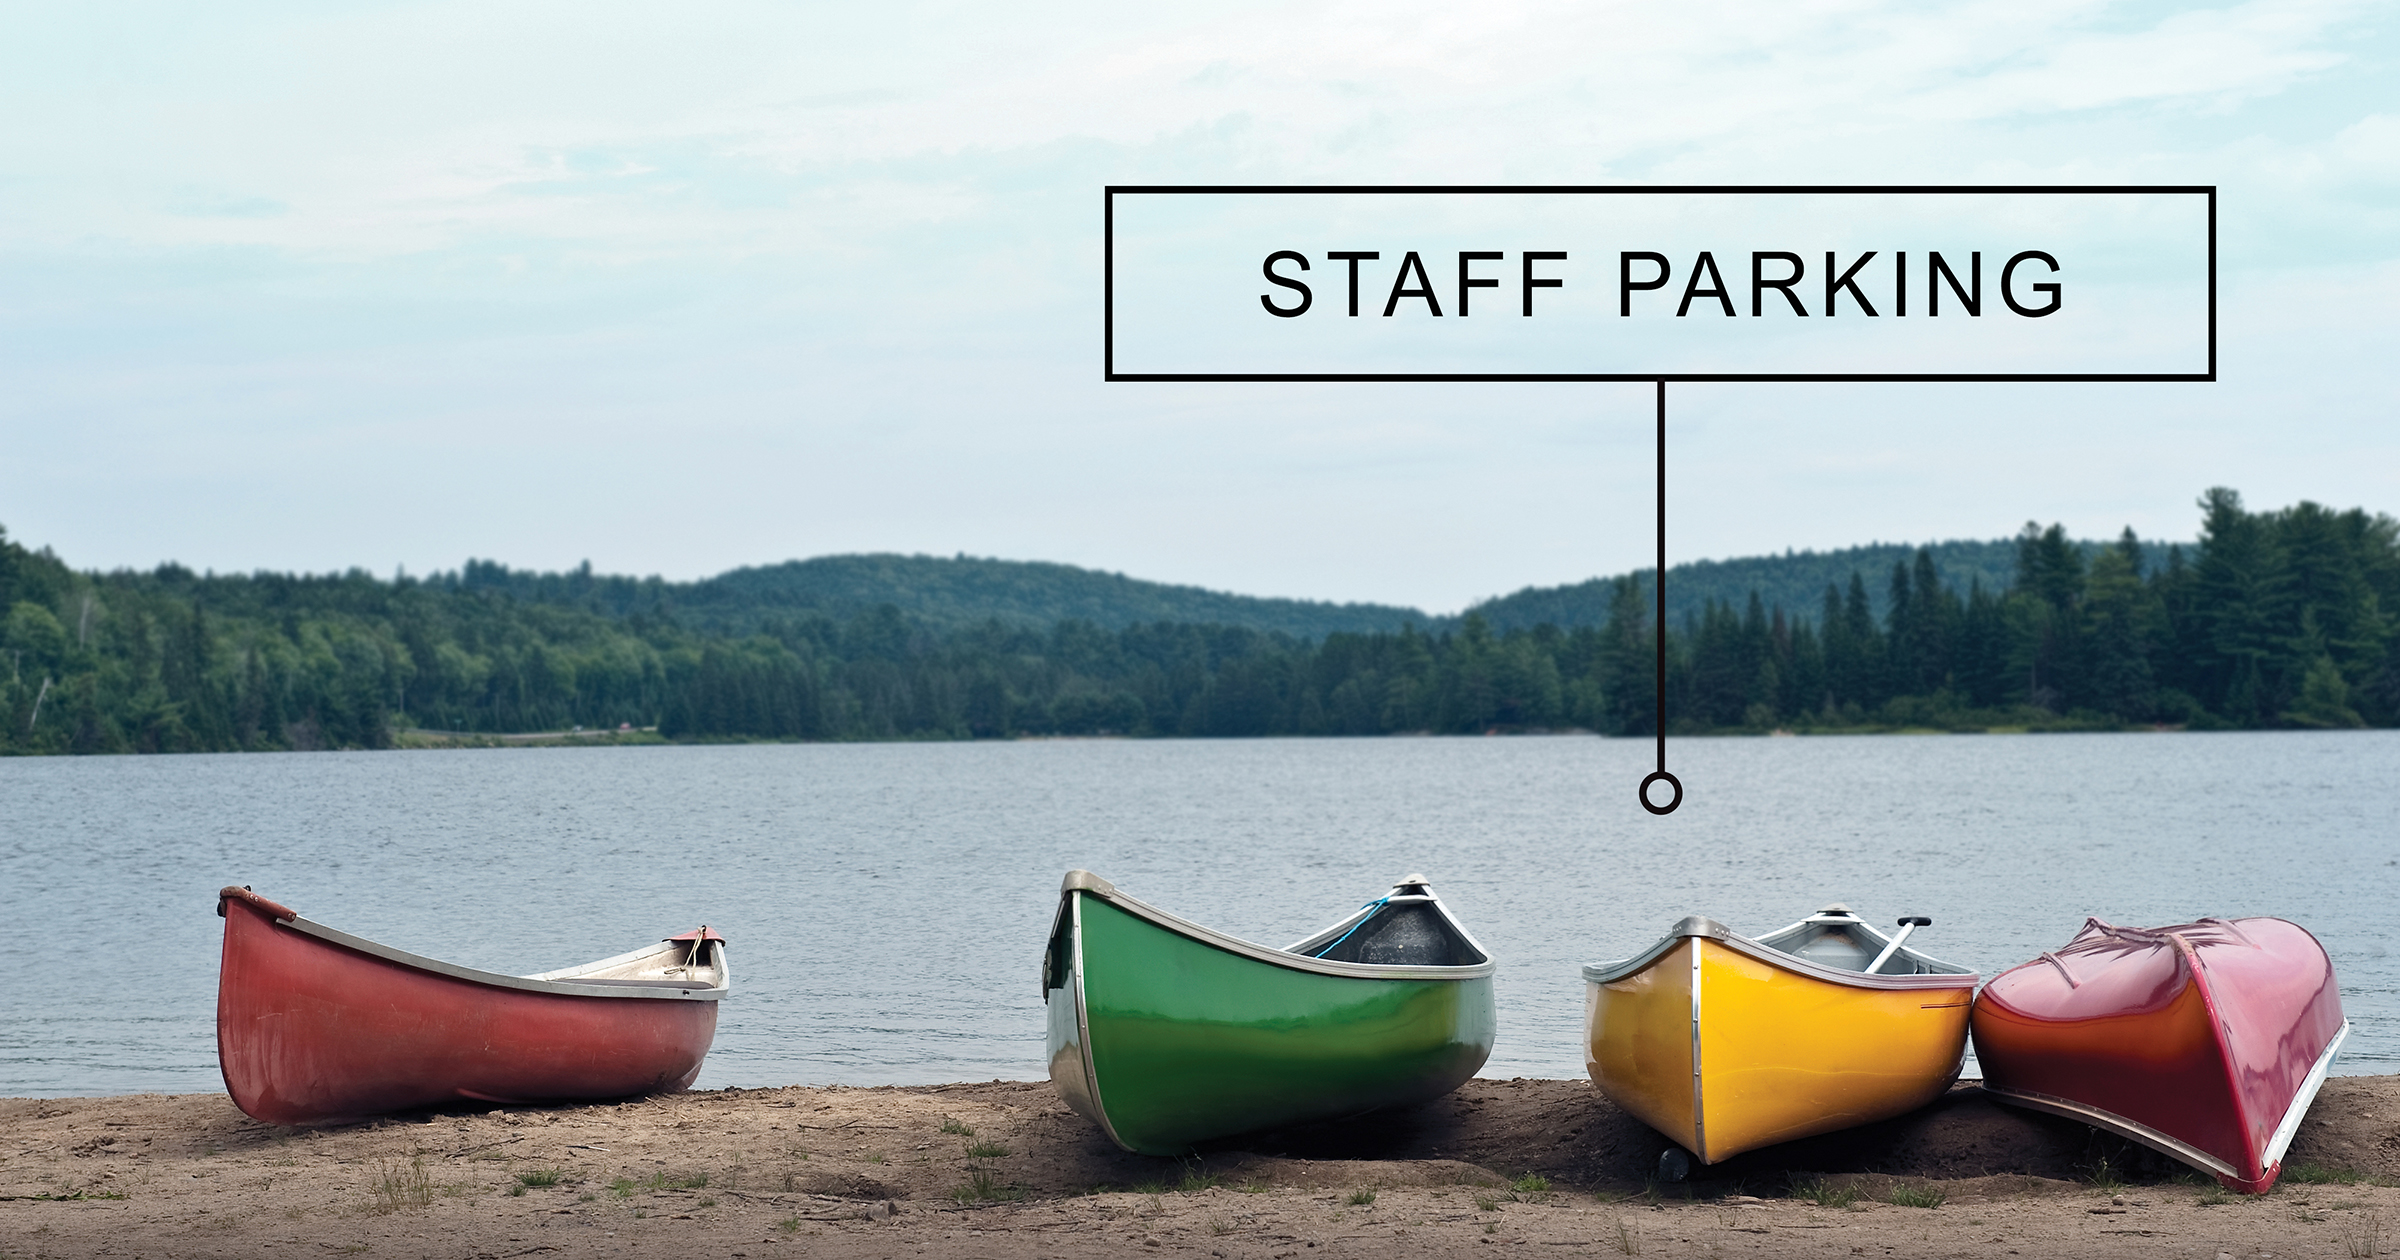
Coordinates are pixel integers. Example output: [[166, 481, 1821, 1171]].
[[3, 488, 2394, 755]]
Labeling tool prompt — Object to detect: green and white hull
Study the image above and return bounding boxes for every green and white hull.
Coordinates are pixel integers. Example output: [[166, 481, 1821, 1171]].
[[1043, 870, 1497, 1156]]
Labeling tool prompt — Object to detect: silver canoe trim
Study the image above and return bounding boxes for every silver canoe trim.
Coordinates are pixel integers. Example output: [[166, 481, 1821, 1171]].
[[2263, 1020, 2350, 1170], [1065, 892, 1127, 1151], [1582, 913, 1978, 992], [1058, 869, 1496, 981], [1688, 936, 1708, 1162], [279, 917, 729, 1002], [1984, 1086, 2239, 1180]]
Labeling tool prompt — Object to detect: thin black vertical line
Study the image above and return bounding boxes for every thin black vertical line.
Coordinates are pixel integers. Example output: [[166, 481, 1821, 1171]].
[[2206, 188, 2217, 381], [1655, 380, 1667, 775], [1104, 190, 1115, 379]]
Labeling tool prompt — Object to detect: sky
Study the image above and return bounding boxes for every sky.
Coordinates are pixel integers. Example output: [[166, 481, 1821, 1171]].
[[2, 0, 2395, 614]]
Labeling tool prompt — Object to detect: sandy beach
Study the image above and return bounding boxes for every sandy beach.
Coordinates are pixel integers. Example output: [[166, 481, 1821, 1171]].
[[5, 1075, 2396, 1258]]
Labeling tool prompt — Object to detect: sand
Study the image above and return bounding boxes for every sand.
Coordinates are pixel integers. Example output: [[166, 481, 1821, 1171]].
[[5, 1076, 2397, 1258]]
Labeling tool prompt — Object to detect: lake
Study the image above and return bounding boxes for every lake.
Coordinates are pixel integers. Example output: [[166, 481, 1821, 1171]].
[[3, 731, 2393, 1097]]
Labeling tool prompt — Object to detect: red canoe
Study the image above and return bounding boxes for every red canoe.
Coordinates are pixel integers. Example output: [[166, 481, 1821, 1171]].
[[217, 886, 729, 1126], [1971, 916, 2346, 1193]]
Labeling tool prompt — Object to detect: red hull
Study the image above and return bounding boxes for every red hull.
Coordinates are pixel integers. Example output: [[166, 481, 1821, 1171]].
[[1971, 916, 2345, 1193], [216, 888, 724, 1126]]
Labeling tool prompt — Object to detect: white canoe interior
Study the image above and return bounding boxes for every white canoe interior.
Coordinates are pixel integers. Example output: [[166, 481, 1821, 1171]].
[[529, 936, 727, 990]]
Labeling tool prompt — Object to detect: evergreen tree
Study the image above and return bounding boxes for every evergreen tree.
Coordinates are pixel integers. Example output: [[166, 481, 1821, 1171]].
[[2082, 532, 2157, 719]]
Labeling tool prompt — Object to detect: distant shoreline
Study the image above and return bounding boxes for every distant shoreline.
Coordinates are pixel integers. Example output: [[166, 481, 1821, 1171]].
[[10, 720, 2383, 758]]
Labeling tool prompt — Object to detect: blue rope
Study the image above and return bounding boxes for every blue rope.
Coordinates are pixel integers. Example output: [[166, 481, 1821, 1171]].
[[1309, 896, 1392, 958]]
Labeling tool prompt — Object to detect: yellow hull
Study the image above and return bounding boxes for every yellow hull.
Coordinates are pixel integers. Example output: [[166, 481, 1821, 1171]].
[[1585, 936, 1974, 1163]]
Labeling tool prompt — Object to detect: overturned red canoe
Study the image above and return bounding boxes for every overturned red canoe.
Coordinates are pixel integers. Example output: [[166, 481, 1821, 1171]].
[[1971, 916, 2346, 1193], [216, 886, 728, 1126]]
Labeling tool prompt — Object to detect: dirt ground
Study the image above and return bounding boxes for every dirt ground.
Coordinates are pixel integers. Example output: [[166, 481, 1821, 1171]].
[[5, 1075, 2398, 1259]]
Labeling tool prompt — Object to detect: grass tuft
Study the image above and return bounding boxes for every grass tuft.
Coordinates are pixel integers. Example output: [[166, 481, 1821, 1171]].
[[514, 1169, 563, 1189], [951, 1168, 1024, 1204], [2340, 1212, 2381, 1259], [939, 1118, 975, 1136], [1347, 1189, 1378, 1206], [2082, 1152, 2126, 1192], [1887, 1182, 1946, 1209], [2196, 1184, 2232, 1207], [1795, 1176, 1862, 1204], [1179, 1169, 1221, 1194], [965, 1141, 1009, 1159], [1474, 1192, 1503, 1212], [1789, 1176, 1859, 1209], [2288, 1163, 2367, 1186], [1610, 1217, 1643, 1255], [368, 1157, 433, 1213], [1511, 1173, 1551, 1198]]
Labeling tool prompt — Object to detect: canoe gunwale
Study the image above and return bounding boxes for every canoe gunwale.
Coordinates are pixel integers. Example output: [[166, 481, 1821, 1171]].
[[1983, 1086, 2241, 1179], [1583, 915, 1979, 992], [285, 920, 729, 1001], [219, 890, 729, 1002], [2264, 1019, 2348, 1169], [1056, 870, 1495, 982]]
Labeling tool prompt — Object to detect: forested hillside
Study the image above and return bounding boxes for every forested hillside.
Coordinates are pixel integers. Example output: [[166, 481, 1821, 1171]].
[[438, 538, 2184, 640], [435, 552, 1425, 638], [1, 487, 2393, 754], [1462, 537, 2184, 633]]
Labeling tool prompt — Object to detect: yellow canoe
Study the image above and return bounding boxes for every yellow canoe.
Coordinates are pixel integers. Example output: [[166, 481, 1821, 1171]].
[[1583, 906, 1977, 1168]]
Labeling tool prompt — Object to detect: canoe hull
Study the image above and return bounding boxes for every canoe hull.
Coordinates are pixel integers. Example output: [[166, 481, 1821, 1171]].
[[1586, 928, 1974, 1163], [1971, 916, 2346, 1193], [217, 892, 721, 1126], [1046, 882, 1495, 1156]]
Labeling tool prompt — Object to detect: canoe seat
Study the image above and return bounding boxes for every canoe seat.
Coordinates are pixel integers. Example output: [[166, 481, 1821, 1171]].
[[1305, 901, 1487, 967]]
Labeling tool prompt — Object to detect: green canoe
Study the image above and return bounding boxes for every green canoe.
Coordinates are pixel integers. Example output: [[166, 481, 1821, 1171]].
[[1043, 870, 1498, 1155]]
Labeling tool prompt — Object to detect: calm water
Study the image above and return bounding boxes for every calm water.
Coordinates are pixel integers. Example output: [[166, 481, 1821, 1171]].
[[3, 732, 2394, 1097]]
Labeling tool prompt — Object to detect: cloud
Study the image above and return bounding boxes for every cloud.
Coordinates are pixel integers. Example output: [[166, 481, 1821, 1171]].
[[2, 0, 2378, 262], [1, 0, 2394, 606]]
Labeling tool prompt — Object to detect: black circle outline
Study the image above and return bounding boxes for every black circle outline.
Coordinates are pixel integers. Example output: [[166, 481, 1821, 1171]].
[[1638, 770, 1684, 816]]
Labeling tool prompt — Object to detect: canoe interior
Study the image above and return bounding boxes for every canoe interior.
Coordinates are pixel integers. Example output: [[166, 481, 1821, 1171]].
[[531, 937, 725, 989], [1752, 906, 1972, 977], [1288, 881, 1490, 967]]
